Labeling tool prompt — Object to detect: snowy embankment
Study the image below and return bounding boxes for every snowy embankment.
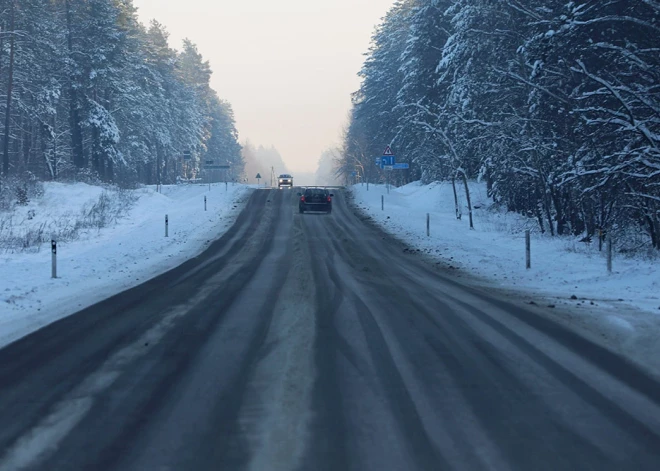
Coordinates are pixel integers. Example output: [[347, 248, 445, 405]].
[[351, 182, 660, 371], [0, 182, 252, 348]]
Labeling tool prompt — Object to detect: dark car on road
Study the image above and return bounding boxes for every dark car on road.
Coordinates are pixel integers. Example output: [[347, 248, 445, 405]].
[[299, 188, 333, 214]]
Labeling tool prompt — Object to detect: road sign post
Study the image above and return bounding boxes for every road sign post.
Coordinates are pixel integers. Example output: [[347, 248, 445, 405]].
[[51, 240, 57, 279], [526, 230, 531, 269]]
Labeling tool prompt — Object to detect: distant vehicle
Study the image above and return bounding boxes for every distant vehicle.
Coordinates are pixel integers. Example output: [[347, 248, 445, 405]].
[[278, 174, 293, 188], [299, 187, 333, 214]]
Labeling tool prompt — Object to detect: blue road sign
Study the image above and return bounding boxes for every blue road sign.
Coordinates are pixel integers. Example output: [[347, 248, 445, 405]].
[[381, 156, 395, 166], [351, 171, 357, 177], [393, 163, 409, 169]]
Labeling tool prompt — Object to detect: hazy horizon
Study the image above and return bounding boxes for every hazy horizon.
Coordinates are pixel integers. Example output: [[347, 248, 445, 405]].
[[132, 0, 395, 174]]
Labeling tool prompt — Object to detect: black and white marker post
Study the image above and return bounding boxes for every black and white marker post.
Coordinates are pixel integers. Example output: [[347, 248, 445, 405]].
[[525, 230, 531, 270], [51, 240, 57, 279], [607, 234, 613, 273], [165, 215, 169, 238]]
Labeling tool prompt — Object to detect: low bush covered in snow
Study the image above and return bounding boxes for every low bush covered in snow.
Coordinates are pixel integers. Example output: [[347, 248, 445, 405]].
[[0, 182, 137, 253], [0, 174, 45, 211]]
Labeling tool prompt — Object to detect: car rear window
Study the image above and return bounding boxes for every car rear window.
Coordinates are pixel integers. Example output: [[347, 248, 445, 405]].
[[304, 189, 328, 197]]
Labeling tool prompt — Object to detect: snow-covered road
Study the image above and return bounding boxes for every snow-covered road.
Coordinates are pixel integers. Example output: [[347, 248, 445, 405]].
[[1, 188, 659, 470]]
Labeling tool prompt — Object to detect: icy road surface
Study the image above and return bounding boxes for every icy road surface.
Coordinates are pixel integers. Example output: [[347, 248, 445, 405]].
[[0, 189, 659, 470]]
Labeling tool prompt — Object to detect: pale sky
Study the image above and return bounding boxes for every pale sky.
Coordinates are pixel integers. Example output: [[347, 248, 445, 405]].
[[132, 0, 395, 173]]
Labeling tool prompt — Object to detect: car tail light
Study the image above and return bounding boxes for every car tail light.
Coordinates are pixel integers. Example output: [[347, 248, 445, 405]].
[[300, 196, 305, 202], [327, 196, 332, 202]]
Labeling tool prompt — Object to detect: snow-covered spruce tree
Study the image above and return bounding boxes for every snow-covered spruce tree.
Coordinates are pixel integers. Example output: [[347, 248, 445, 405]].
[[204, 96, 244, 181], [0, 0, 242, 188], [346, 0, 659, 250], [517, 1, 660, 245], [395, 0, 454, 184], [340, 1, 414, 185]]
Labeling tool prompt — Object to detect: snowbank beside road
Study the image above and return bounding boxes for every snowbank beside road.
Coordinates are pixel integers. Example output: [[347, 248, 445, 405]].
[[350, 182, 660, 371], [0, 182, 253, 348], [352, 181, 659, 313]]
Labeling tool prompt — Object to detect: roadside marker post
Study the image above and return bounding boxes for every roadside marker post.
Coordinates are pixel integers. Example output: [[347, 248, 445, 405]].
[[165, 215, 169, 238], [427, 213, 430, 237], [382, 195, 384, 211], [525, 230, 531, 269], [607, 234, 613, 273], [51, 240, 57, 279], [204, 196, 207, 211]]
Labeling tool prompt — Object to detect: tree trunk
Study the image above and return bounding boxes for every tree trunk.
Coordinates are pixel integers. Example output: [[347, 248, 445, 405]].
[[644, 211, 660, 250], [107, 158, 114, 182], [156, 144, 162, 187], [91, 127, 101, 177], [21, 111, 32, 169], [544, 197, 555, 236], [65, 0, 85, 169], [550, 186, 566, 235], [452, 173, 461, 220], [536, 205, 545, 234], [459, 168, 474, 230], [3, 0, 16, 177], [43, 122, 55, 180]]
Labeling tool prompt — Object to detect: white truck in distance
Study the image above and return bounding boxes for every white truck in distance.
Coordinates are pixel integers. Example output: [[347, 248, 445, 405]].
[[278, 174, 293, 188]]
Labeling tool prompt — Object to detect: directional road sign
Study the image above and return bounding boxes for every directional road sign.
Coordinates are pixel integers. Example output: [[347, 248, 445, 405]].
[[381, 156, 395, 167]]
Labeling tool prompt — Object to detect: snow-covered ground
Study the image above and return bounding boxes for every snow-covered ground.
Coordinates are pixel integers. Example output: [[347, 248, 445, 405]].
[[351, 181, 660, 373], [0, 182, 253, 349]]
